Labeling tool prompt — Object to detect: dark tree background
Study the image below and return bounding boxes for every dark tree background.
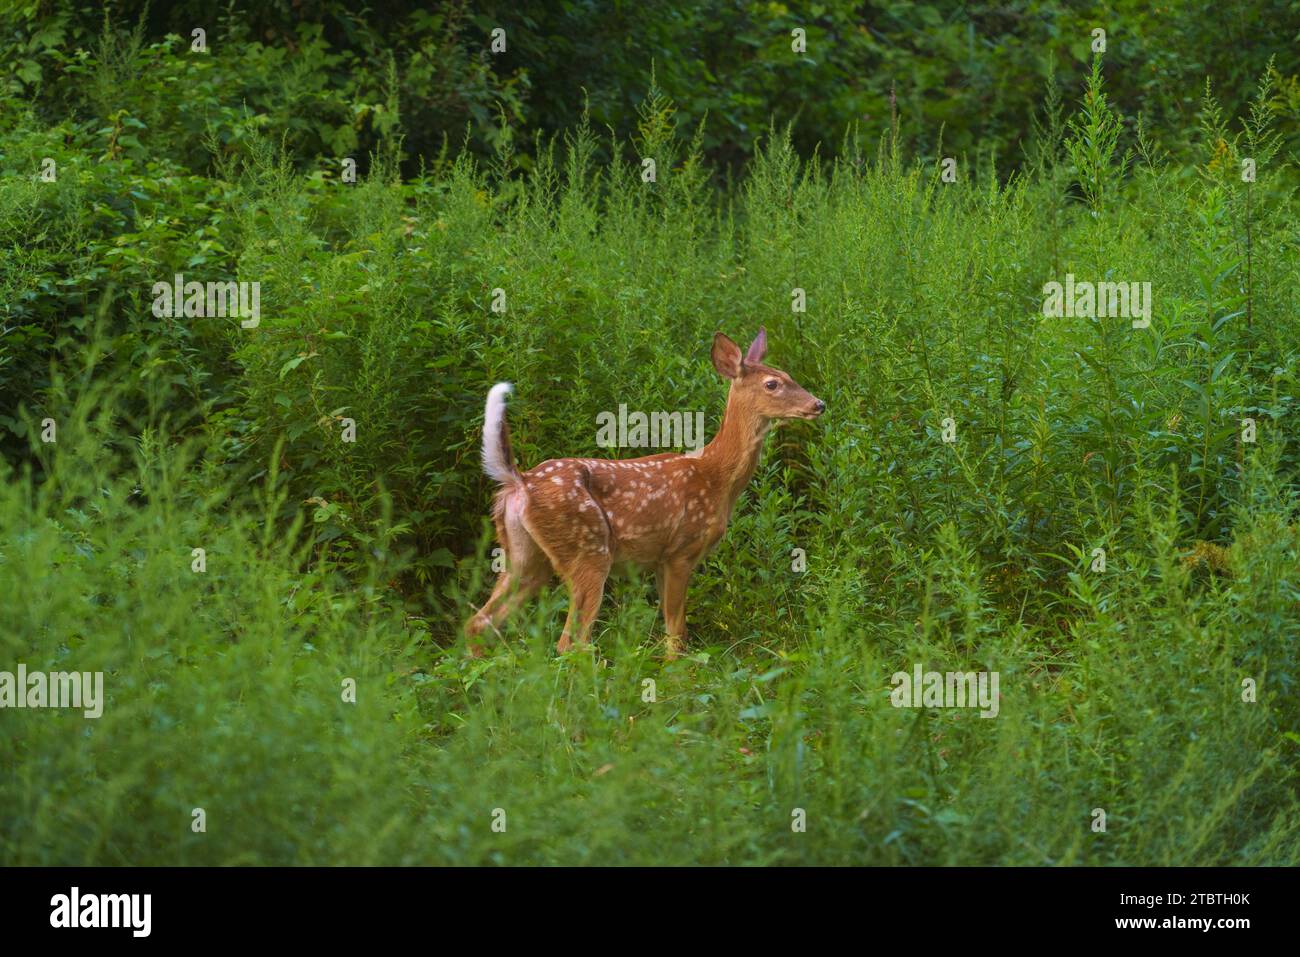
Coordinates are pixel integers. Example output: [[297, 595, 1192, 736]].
[[5, 0, 1298, 179]]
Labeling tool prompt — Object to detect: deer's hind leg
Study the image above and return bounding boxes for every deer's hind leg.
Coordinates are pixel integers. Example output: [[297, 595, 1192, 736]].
[[465, 489, 553, 654], [520, 470, 612, 655]]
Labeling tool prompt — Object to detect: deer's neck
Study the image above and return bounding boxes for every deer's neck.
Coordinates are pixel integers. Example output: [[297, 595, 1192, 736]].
[[699, 393, 770, 510]]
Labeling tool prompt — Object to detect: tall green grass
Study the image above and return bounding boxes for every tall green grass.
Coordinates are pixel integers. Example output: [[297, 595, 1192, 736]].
[[2, 63, 1298, 864]]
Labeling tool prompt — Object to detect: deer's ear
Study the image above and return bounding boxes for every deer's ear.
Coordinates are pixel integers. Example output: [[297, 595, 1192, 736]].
[[744, 326, 767, 366], [711, 332, 743, 379]]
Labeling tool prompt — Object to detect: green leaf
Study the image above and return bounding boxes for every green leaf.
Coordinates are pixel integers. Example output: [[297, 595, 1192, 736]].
[[279, 354, 310, 379]]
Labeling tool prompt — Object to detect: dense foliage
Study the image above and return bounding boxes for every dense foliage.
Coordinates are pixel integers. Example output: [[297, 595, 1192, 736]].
[[1, 3, 1298, 865], [5, 1, 1299, 175]]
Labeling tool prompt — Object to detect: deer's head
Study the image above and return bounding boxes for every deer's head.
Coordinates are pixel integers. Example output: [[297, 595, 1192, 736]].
[[711, 328, 825, 421]]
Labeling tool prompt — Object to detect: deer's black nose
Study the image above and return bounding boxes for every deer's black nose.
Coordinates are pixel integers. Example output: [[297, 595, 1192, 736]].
[[813, 400, 826, 414]]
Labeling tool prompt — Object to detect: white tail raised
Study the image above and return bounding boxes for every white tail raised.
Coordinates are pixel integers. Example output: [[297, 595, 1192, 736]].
[[481, 382, 519, 485]]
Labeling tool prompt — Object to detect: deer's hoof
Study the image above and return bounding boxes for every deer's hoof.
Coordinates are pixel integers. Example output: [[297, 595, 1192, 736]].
[[556, 635, 573, 655]]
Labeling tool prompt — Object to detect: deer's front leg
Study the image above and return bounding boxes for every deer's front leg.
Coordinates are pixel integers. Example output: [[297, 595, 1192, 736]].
[[658, 558, 693, 659]]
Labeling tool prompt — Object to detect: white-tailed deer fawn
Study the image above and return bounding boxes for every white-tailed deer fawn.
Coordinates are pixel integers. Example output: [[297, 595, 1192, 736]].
[[466, 328, 824, 657]]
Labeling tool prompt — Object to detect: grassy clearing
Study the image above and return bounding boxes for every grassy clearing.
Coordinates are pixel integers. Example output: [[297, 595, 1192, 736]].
[[2, 62, 1299, 864]]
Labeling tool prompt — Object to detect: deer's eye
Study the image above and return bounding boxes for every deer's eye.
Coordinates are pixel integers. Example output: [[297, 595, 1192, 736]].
[[764, 379, 780, 391]]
